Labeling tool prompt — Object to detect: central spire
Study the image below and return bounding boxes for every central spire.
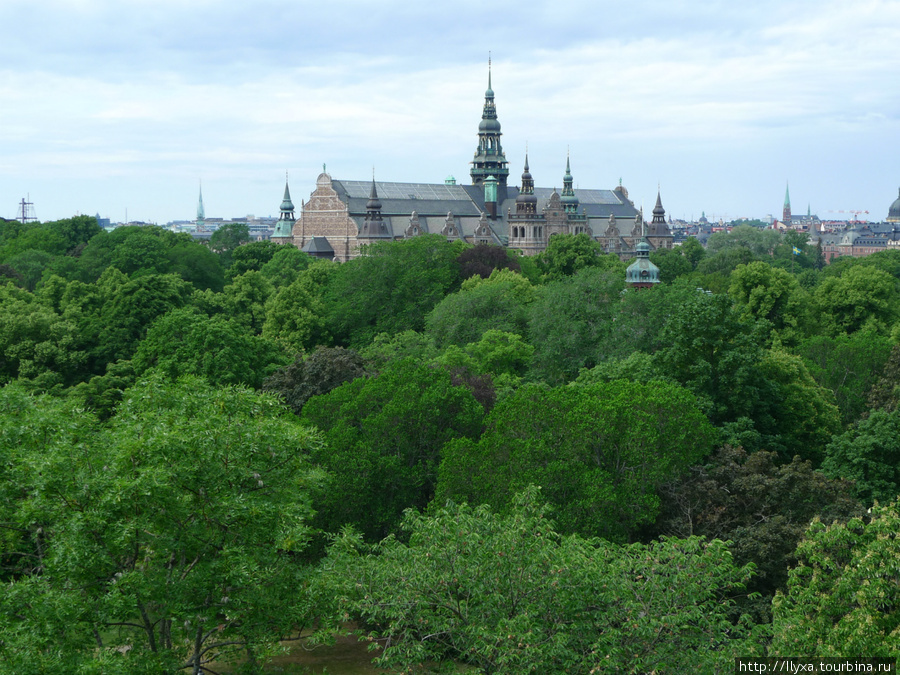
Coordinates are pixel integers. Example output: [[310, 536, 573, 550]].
[[470, 56, 509, 198]]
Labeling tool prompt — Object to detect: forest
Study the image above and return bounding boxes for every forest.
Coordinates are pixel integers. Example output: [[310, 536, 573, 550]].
[[1, 216, 899, 673]]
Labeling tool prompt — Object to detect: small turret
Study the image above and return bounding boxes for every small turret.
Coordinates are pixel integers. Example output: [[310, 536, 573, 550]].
[[560, 154, 579, 214]]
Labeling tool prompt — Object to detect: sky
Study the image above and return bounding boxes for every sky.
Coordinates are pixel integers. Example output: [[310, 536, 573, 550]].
[[1, 0, 899, 225]]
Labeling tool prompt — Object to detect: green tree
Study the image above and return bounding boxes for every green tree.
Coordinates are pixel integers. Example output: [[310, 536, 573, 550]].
[[324, 488, 757, 675], [228, 240, 292, 278], [537, 232, 623, 281], [796, 330, 893, 426], [0, 378, 322, 674], [436, 380, 716, 541], [132, 307, 287, 388], [814, 264, 899, 336], [324, 235, 464, 347], [706, 225, 781, 257], [425, 268, 536, 348], [655, 290, 765, 427], [259, 246, 313, 288], [822, 408, 900, 506], [649, 246, 693, 283], [770, 503, 900, 658], [729, 261, 811, 344], [300, 358, 484, 542], [0, 282, 85, 387], [224, 270, 274, 333], [527, 267, 624, 384], [262, 262, 333, 353], [209, 222, 250, 267]]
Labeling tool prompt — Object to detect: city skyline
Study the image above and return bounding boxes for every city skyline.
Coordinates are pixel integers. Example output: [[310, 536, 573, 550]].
[[1, 0, 899, 225]]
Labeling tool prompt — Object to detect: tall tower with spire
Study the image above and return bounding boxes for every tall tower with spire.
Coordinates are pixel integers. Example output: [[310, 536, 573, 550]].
[[196, 181, 206, 232], [470, 57, 509, 201], [560, 155, 579, 214], [272, 173, 296, 241], [783, 182, 792, 225]]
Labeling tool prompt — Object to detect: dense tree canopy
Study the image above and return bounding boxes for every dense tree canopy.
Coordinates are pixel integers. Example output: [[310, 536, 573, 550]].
[[437, 379, 716, 541], [0, 378, 322, 674]]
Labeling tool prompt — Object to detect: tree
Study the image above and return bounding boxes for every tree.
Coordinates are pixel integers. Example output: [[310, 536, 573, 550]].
[[770, 503, 900, 658], [262, 263, 333, 353], [436, 380, 716, 541], [814, 264, 899, 336], [259, 246, 313, 288], [796, 330, 893, 426], [706, 225, 781, 257], [324, 235, 465, 347], [649, 246, 693, 283], [132, 307, 287, 389], [262, 346, 369, 416], [228, 240, 292, 278], [224, 270, 274, 333], [425, 268, 536, 348], [456, 242, 521, 279], [537, 232, 623, 281], [822, 408, 900, 506], [0, 282, 85, 387], [0, 377, 322, 674], [659, 446, 861, 621], [323, 488, 757, 675], [300, 358, 484, 542], [527, 267, 624, 384], [729, 261, 810, 345], [209, 222, 250, 267], [655, 290, 766, 427]]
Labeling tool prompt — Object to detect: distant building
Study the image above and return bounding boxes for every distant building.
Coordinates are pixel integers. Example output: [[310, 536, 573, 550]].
[[282, 64, 672, 262]]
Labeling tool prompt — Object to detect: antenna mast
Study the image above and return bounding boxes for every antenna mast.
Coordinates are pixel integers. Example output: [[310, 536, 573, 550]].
[[17, 195, 37, 224]]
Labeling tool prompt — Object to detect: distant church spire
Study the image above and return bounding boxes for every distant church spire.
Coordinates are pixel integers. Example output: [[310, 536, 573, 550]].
[[360, 174, 388, 238], [470, 56, 509, 199], [196, 181, 205, 231], [783, 181, 792, 224]]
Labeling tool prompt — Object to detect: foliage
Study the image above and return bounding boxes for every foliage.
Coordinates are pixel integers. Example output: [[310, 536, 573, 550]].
[[436, 380, 716, 541], [770, 502, 900, 658], [822, 408, 900, 506], [228, 240, 292, 278], [814, 264, 899, 336], [655, 290, 766, 427], [0, 378, 323, 674], [659, 446, 861, 621], [0, 282, 85, 387], [208, 222, 250, 266], [729, 261, 810, 345], [796, 330, 893, 426], [867, 344, 900, 413], [456, 242, 521, 279], [262, 262, 334, 354], [425, 268, 536, 348], [323, 488, 757, 675], [259, 246, 313, 288], [537, 232, 624, 281], [132, 307, 287, 389], [300, 358, 484, 542], [706, 225, 781, 257], [324, 235, 465, 347], [224, 270, 274, 333], [649, 246, 693, 283], [527, 268, 624, 384], [358, 330, 439, 369], [262, 345, 369, 416]]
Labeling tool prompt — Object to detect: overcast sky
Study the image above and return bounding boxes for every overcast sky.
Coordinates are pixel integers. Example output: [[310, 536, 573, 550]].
[[2, 0, 899, 225]]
